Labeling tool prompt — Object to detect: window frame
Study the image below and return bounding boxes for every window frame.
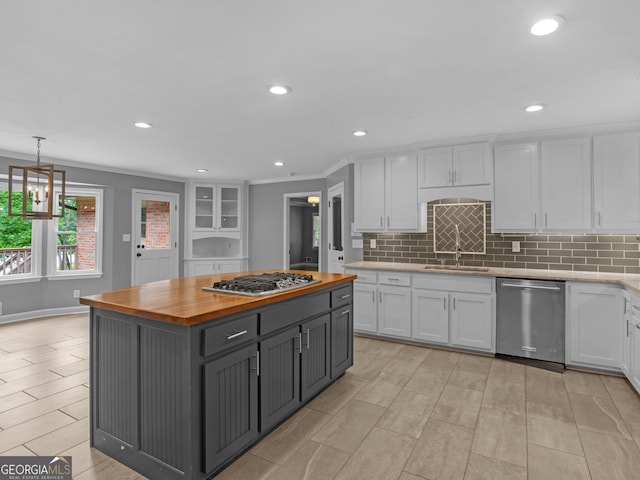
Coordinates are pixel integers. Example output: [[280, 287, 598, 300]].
[[0, 178, 43, 284], [46, 186, 104, 280]]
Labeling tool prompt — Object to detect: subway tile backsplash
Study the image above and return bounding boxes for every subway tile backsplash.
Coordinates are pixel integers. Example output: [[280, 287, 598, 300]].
[[362, 199, 640, 274]]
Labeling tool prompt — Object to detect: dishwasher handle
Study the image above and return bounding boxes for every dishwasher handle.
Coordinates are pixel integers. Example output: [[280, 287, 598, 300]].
[[500, 282, 562, 291]]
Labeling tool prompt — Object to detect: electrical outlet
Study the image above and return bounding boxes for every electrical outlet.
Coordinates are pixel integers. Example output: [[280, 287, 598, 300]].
[[370, 239, 377, 249], [73, 290, 80, 298], [512, 241, 521, 253]]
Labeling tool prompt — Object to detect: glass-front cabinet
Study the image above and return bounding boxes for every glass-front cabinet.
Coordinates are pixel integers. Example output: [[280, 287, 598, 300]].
[[185, 181, 247, 277], [192, 183, 240, 232]]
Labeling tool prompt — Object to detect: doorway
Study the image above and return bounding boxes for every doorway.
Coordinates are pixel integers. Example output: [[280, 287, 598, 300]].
[[132, 189, 179, 285], [327, 182, 345, 273], [283, 192, 322, 271]]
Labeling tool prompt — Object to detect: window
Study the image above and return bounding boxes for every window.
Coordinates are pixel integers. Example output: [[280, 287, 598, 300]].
[[48, 187, 103, 277], [312, 212, 320, 249], [0, 181, 42, 280]]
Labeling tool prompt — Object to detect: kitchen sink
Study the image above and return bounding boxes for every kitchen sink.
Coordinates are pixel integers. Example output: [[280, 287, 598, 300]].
[[424, 265, 490, 272]]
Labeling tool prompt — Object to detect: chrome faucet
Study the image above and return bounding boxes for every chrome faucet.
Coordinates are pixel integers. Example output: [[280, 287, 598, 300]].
[[454, 224, 462, 267]]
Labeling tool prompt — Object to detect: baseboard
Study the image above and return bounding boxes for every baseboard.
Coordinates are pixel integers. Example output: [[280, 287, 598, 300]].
[[0, 305, 89, 325]]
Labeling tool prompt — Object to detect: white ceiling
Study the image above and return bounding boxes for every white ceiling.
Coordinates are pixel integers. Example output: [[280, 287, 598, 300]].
[[1, 1, 639, 183]]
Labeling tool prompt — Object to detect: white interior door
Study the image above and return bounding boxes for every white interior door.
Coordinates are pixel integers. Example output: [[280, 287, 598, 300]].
[[327, 183, 345, 273], [132, 189, 179, 285]]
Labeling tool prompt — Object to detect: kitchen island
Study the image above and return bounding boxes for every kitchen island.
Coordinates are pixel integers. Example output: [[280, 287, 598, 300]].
[[80, 270, 356, 480]]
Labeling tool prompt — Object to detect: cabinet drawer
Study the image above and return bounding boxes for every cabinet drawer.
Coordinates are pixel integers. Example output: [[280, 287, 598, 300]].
[[202, 314, 258, 357], [378, 272, 411, 287], [331, 285, 353, 308], [260, 292, 330, 335], [347, 269, 377, 284], [412, 273, 493, 294]]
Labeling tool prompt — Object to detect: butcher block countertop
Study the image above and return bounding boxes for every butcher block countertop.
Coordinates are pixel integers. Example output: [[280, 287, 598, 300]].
[[79, 270, 356, 326], [345, 261, 640, 294]]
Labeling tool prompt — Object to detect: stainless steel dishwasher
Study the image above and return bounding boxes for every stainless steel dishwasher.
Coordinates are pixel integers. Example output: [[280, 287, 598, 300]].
[[496, 277, 565, 370]]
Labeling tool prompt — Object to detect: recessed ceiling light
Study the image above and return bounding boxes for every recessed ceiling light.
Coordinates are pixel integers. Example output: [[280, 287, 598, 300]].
[[530, 16, 565, 36], [352, 130, 368, 137], [134, 122, 153, 129], [196, 169, 208, 173], [274, 161, 285, 166], [269, 85, 291, 95], [525, 104, 545, 112]]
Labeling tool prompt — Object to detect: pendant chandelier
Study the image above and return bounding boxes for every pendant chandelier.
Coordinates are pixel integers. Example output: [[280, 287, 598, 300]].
[[8, 136, 66, 219]]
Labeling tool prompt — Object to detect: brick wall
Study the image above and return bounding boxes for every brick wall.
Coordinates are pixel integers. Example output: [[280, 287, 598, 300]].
[[363, 198, 640, 274]]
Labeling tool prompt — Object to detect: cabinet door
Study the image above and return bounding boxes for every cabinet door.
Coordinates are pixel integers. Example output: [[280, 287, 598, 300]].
[[412, 289, 449, 344], [621, 292, 632, 378], [631, 313, 640, 391], [493, 143, 539, 232], [331, 307, 353, 378], [453, 143, 491, 186], [593, 132, 640, 231], [418, 146, 452, 188], [541, 138, 592, 230], [217, 185, 241, 231], [301, 314, 331, 401], [260, 326, 301, 431], [353, 283, 378, 333], [189, 261, 216, 276], [378, 285, 411, 338], [217, 259, 243, 274], [385, 153, 418, 230], [194, 184, 216, 230], [354, 159, 385, 231], [567, 283, 621, 369], [203, 344, 258, 473], [450, 293, 493, 351]]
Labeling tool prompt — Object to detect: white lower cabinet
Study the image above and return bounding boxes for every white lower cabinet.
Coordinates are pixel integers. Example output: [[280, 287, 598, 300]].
[[566, 282, 622, 370], [353, 281, 378, 333], [185, 258, 246, 276], [378, 284, 411, 338], [412, 274, 495, 353], [349, 269, 411, 338], [621, 291, 632, 378], [450, 292, 493, 350], [412, 289, 449, 344], [628, 293, 640, 391]]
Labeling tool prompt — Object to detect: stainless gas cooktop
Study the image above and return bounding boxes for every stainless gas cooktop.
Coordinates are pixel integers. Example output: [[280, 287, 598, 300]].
[[202, 272, 321, 296]]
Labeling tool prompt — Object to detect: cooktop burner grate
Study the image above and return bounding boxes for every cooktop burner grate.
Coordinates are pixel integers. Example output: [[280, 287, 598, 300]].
[[202, 272, 321, 296]]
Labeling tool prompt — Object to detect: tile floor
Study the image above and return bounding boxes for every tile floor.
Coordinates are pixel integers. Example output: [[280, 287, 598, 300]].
[[2, 314, 640, 479]]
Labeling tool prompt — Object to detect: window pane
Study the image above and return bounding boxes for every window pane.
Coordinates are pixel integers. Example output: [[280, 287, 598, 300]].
[[312, 213, 320, 248], [56, 195, 96, 272], [141, 200, 170, 249], [0, 189, 33, 275]]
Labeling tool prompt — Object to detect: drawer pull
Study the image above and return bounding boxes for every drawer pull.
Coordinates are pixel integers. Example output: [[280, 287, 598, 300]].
[[387, 277, 401, 281], [340, 309, 350, 316], [226, 330, 248, 340], [340, 294, 351, 299]]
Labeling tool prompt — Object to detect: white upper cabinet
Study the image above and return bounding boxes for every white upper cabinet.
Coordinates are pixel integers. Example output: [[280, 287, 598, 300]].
[[493, 143, 539, 232], [354, 158, 386, 231], [191, 183, 242, 232], [418, 147, 452, 187], [593, 132, 640, 232], [355, 153, 423, 232], [419, 142, 491, 188], [540, 137, 592, 231]]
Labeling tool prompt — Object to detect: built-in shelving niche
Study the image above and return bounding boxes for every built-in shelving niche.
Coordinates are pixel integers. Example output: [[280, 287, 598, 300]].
[[192, 237, 241, 258]]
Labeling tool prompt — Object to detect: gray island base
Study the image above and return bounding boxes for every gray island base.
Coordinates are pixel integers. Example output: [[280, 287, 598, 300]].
[[88, 280, 353, 479]]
